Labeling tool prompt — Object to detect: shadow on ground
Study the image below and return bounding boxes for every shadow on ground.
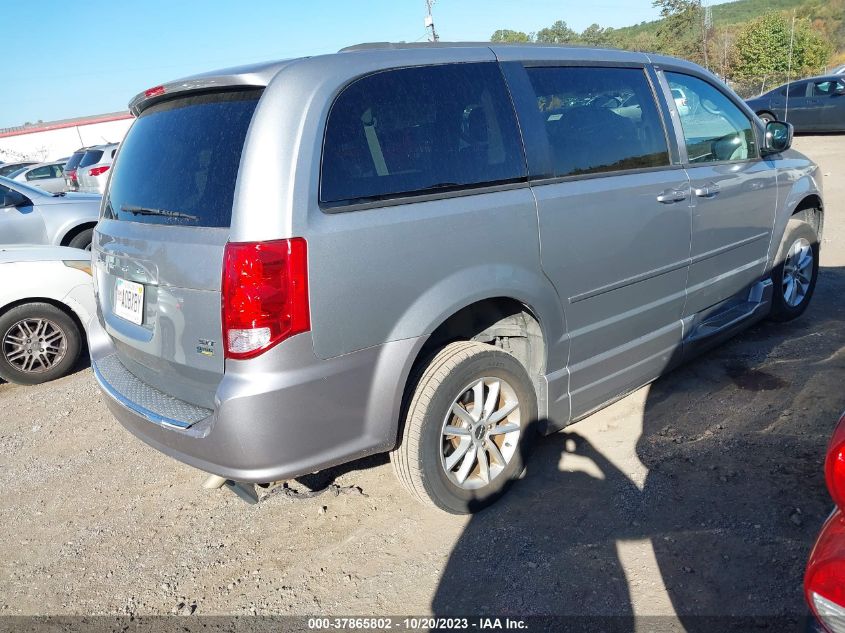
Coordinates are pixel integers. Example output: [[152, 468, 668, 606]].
[[432, 267, 845, 631]]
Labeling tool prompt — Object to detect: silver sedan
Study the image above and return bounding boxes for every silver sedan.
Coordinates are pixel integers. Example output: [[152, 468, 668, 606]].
[[0, 176, 100, 250]]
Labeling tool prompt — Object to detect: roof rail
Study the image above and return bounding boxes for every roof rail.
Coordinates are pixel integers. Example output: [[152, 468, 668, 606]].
[[339, 41, 625, 53]]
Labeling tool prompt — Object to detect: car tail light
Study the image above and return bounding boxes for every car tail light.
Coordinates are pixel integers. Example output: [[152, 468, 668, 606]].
[[805, 413, 845, 632], [144, 85, 166, 98], [222, 238, 309, 360], [826, 414, 845, 509], [806, 513, 845, 633], [88, 166, 110, 177], [67, 169, 77, 181]]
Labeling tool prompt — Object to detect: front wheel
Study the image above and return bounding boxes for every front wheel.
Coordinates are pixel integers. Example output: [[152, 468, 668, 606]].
[[769, 218, 819, 322], [391, 341, 538, 514], [0, 303, 82, 385]]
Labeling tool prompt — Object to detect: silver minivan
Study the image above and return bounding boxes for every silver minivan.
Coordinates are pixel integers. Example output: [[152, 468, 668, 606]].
[[89, 44, 823, 514]]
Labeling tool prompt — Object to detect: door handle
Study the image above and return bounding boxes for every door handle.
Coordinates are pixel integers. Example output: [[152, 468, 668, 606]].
[[657, 189, 688, 204], [694, 183, 721, 198]]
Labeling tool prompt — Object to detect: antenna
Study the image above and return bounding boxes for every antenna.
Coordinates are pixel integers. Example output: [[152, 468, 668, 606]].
[[425, 0, 439, 42], [785, 11, 796, 122]]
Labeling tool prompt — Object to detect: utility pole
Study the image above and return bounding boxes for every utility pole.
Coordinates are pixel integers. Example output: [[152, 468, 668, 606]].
[[785, 11, 796, 121], [425, 0, 439, 42], [703, 3, 712, 71]]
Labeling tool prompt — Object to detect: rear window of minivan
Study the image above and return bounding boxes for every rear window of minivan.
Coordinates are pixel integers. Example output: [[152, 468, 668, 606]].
[[103, 89, 262, 227]]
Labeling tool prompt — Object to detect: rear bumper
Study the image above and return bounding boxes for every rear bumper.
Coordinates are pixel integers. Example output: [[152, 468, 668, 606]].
[[89, 314, 423, 483]]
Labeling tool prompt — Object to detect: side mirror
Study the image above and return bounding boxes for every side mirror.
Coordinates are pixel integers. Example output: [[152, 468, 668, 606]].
[[763, 120, 793, 154], [1, 189, 29, 208]]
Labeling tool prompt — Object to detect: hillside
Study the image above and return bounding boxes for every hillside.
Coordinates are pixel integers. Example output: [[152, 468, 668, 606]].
[[612, 0, 807, 40]]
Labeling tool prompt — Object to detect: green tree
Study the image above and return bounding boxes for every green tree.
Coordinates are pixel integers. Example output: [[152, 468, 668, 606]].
[[581, 23, 613, 46], [731, 12, 833, 79], [536, 20, 578, 44], [652, 0, 705, 63], [490, 29, 532, 43]]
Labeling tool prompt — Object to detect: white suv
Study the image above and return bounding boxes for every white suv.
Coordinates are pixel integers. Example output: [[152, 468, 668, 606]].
[[77, 143, 118, 194]]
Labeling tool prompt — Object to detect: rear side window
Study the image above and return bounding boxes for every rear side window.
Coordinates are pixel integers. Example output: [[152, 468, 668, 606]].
[[79, 150, 103, 168], [104, 89, 261, 227], [320, 63, 526, 207], [666, 72, 757, 163], [524, 66, 670, 178]]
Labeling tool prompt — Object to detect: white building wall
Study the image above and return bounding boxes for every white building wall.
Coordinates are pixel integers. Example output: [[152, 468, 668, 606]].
[[0, 117, 134, 163]]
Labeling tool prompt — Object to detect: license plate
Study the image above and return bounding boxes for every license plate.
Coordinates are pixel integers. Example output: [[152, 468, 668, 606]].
[[114, 278, 144, 325]]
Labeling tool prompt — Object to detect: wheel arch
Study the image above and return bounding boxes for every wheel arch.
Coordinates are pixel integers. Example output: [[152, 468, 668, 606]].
[[381, 294, 557, 451], [0, 297, 87, 346], [59, 222, 97, 247]]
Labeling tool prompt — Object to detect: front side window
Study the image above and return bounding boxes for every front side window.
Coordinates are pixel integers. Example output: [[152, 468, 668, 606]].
[[667, 72, 757, 163], [811, 79, 844, 96], [523, 66, 670, 178], [320, 63, 526, 207]]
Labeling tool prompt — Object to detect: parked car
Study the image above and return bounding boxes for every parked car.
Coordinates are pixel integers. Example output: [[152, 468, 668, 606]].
[[805, 410, 845, 633], [671, 87, 690, 116], [0, 176, 100, 250], [89, 44, 821, 514], [831, 64, 845, 75], [63, 147, 90, 192], [11, 161, 66, 194], [77, 143, 118, 194], [746, 75, 845, 131], [0, 161, 37, 178], [0, 246, 94, 385]]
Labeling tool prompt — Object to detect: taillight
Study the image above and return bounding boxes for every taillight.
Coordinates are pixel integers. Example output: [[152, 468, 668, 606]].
[[222, 238, 309, 360], [826, 414, 845, 509], [805, 513, 845, 632], [67, 169, 77, 181], [145, 85, 166, 98], [88, 165, 110, 177], [805, 413, 845, 632]]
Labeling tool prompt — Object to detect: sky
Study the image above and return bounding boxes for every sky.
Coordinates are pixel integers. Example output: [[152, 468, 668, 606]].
[[3, 0, 723, 129]]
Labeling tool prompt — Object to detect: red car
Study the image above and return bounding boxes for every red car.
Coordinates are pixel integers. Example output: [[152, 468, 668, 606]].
[[805, 410, 845, 632]]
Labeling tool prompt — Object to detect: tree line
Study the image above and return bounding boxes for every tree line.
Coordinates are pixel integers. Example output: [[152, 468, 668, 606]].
[[491, 0, 836, 92]]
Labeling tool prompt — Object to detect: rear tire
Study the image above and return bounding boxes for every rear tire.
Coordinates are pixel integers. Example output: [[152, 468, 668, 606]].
[[67, 228, 94, 251], [391, 341, 538, 514], [769, 218, 819, 322], [0, 303, 82, 385]]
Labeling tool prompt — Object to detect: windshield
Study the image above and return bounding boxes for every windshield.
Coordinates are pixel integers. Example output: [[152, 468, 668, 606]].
[[104, 89, 262, 227]]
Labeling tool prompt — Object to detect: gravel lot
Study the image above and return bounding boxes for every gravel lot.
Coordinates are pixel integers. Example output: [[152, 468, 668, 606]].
[[1, 136, 843, 627]]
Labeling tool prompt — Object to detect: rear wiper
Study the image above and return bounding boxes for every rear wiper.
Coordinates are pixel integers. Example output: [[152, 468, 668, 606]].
[[121, 205, 199, 222]]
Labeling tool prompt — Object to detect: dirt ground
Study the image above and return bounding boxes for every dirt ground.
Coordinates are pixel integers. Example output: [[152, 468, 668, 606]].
[[1, 136, 843, 628]]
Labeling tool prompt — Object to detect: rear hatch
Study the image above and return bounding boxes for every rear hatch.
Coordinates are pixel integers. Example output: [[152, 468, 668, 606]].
[[93, 89, 262, 409], [64, 150, 86, 189]]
